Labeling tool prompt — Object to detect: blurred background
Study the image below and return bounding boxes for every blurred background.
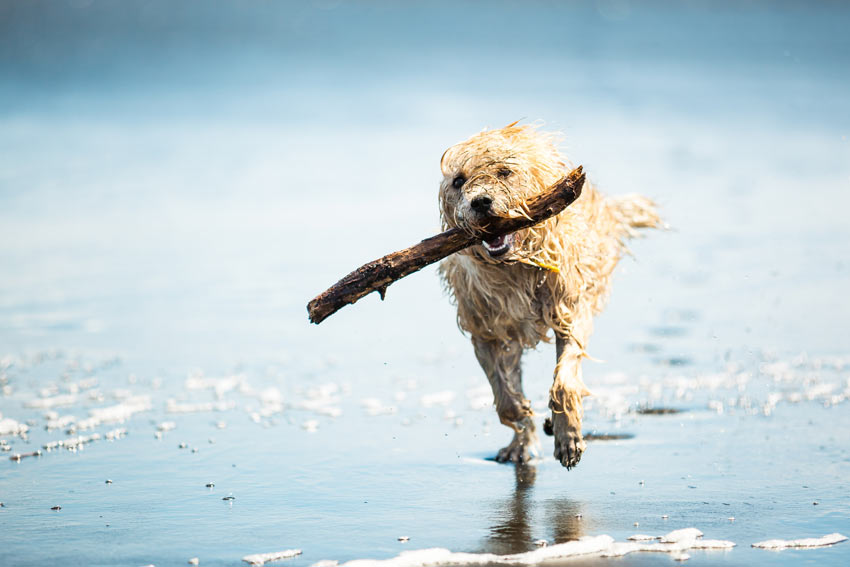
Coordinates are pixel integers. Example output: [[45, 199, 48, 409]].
[[1, 1, 849, 566], [2, 0, 848, 366]]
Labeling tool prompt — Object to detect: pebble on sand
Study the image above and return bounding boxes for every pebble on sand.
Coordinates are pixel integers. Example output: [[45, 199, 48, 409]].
[[533, 539, 548, 547], [188, 558, 199, 565], [106, 479, 113, 484], [51, 505, 61, 510], [10, 450, 42, 461], [398, 536, 410, 542]]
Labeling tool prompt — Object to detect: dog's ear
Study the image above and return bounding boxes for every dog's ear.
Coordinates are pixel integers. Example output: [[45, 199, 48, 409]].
[[440, 147, 450, 172]]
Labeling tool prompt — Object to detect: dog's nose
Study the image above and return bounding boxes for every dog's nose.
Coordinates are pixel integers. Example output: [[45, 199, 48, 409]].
[[470, 195, 492, 214]]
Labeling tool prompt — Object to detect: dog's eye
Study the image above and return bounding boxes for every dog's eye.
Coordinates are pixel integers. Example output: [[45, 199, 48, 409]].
[[452, 176, 466, 189], [497, 168, 512, 178]]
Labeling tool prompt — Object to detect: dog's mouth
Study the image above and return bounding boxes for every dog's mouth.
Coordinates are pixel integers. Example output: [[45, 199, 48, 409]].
[[482, 233, 514, 257]]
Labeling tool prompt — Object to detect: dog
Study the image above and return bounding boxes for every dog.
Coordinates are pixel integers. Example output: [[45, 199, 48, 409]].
[[438, 123, 660, 469]]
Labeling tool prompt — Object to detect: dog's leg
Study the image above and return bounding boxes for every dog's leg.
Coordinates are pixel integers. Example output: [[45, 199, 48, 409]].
[[472, 336, 538, 463], [545, 335, 590, 470]]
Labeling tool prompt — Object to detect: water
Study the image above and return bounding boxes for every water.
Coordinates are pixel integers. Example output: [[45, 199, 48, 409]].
[[1, 1, 849, 565]]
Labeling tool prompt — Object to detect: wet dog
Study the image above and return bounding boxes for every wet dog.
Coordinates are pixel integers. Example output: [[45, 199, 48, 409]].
[[438, 123, 659, 468]]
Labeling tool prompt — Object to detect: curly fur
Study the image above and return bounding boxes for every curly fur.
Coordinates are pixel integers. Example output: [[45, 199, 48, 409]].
[[438, 122, 660, 468]]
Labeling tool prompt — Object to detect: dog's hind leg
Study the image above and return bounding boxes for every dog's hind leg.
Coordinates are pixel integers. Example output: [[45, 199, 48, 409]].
[[472, 336, 538, 463], [545, 335, 591, 470]]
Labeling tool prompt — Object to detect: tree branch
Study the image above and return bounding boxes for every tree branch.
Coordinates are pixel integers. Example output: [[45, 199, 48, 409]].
[[307, 165, 585, 324]]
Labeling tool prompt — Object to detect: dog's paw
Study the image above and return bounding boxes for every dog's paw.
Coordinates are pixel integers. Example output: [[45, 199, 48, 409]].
[[542, 416, 554, 436], [550, 411, 585, 470], [494, 419, 538, 464], [495, 441, 534, 464]]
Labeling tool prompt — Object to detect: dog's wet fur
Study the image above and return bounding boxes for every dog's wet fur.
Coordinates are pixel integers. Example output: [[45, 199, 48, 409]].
[[438, 123, 660, 469]]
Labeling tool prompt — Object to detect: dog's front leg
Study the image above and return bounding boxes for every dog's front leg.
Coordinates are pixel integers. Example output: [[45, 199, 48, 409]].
[[472, 336, 538, 463], [545, 335, 590, 469]]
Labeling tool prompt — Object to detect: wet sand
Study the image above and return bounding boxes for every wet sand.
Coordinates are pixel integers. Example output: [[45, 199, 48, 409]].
[[1, 345, 848, 566]]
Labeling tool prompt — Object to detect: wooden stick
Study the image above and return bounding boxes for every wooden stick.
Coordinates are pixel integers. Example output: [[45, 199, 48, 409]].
[[307, 166, 585, 324]]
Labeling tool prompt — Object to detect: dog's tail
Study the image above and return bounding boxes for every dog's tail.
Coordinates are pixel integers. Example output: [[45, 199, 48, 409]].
[[608, 194, 663, 238]]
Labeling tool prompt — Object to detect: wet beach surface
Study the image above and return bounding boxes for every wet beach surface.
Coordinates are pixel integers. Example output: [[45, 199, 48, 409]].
[[2, 1, 849, 566], [2, 346, 848, 566]]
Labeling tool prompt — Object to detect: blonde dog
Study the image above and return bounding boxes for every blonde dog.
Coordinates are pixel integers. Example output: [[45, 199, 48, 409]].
[[438, 123, 659, 469]]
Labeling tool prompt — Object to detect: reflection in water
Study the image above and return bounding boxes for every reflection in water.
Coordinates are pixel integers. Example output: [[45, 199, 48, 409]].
[[481, 464, 584, 555], [483, 464, 537, 555], [545, 496, 586, 545]]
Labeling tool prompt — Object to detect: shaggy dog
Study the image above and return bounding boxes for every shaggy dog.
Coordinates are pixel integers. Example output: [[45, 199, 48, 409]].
[[438, 123, 659, 469]]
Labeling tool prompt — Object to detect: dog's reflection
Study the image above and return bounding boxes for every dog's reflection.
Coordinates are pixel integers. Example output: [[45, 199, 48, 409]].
[[481, 463, 585, 555]]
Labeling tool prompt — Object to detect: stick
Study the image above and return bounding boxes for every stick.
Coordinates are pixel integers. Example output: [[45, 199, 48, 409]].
[[307, 165, 585, 324]]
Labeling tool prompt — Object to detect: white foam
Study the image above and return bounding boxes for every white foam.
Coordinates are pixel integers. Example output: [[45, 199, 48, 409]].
[[186, 373, 248, 399], [660, 528, 703, 543], [74, 396, 151, 430], [314, 406, 342, 418], [465, 386, 493, 411], [336, 537, 613, 567], [167, 399, 235, 413], [24, 394, 77, 409], [242, 549, 302, 565], [307, 383, 340, 399], [105, 427, 127, 440], [112, 388, 135, 400], [751, 533, 847, 549], [45, 414, 76, 431], [361, 398, 397, 416], [292, 397, 342, 416], [95, 396, 151, 419], [420, 391, 456, 408], [76, 377, 99, 391], [43, 432, 101, 451], [627, 534, 659, 541], [0, 417, 28, 436], [319, 528, 735, 567], [260, 387, 283, 404]]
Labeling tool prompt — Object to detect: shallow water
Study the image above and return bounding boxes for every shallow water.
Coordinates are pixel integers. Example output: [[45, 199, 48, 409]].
[[1, 1, 849, 566]]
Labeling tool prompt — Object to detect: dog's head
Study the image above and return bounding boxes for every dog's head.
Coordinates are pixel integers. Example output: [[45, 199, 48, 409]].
[[439, 123, 569, 262]]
